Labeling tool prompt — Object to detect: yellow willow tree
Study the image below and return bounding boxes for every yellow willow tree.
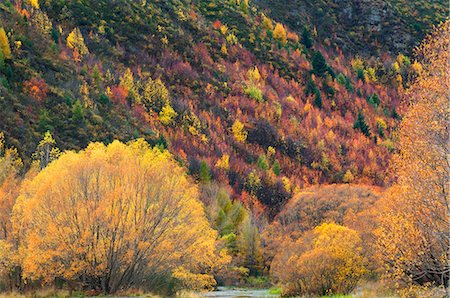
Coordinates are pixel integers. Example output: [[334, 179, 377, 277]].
[[271, 223, 366, 296], [0, 132, 23, 240], [13, 140, 225, 293], [375, 21, 450, 292]]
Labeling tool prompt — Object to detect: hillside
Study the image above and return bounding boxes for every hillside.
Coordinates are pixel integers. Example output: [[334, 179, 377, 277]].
[[256, 0, 448, 56], [0, 0, 423, 215]]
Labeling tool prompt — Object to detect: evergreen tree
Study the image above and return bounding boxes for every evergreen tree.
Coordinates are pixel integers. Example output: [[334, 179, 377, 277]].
[[314, 90, 322, 109], [199, 160, 212, 183], [272, 160, 281, 176], [257, 155, 269, 171], [312, 51, 328, 77], [301, 27, 313, 49], [353, 111, 371, 137]]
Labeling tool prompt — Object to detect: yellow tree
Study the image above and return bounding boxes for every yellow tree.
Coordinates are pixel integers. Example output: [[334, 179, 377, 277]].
[[0, 27, 11, 60], [119, 68, 141, 104], [271, 223, 366, 296], [0, 133, 23, 291], [32, 131, 61, 170], [273, 23, 287, 45], [232, 120, 247, 143], [143, 77, 170, 112], [0, 133, 22, 241], [13, 140, 222, 293], [159, 104, 177, 126], [375, 21, 450, 292], [66, 27, 89, 56], [29, 0, 40, 9]]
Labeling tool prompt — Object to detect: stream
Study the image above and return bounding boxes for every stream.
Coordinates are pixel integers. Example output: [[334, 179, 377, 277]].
[[202, 286, 279, 298]]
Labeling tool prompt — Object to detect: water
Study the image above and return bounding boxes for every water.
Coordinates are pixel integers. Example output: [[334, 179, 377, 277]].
[[202, 287, 279, 298]]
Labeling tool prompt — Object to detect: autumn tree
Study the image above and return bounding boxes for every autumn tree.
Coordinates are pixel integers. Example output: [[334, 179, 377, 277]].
[[30, 0, 40, 9], [119, 68, 140, 104], [0, 133, 23, 291], [23, 77, 49, 101], [232, 120, 247, 143], [262, 14, 274, 31], [272, 23, 287, 45], [159, 104, 177, 125], [66, 27, 89, 56], [143, 77, 170, 112], [0, 133, 22, 240], [271, 223, 366, 296], [13, 140, 223, 293], [200, 184, 262, 280], [32, 131, 60, 170], [0, 27, 11, 60], [237, 216, 263, 275], [376, 21, 450, 293]]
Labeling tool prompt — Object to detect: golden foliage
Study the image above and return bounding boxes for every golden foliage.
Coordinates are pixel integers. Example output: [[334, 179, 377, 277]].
[[342, 170, 354, 183], [215, 154, 230, 171], [375, 21, 450, 288], [232, 120, 247, 143], [29, 0, 39, 9], [143, 77, 170, 111], [13, 140, 221, 292], [262, 14, 274, 30], [0, 27, 11, 60], [66, 27, 89, 56], [0, 133, 23, 240], [247, 66, 261, 82], [32, 131, 60, 170], [272, 23, 287, 45], [159, 104, 177, 125], [119, 68, 141, 104], [271, 223, 366, 296]]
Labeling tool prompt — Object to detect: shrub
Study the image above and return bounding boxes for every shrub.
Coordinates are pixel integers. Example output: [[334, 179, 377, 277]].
[[13, 140, 221, 293], [271, 223, 366, 296], [244, 85, 263, 102]]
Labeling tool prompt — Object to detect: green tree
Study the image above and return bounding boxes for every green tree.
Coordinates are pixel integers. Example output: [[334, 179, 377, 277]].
[[92, 64, 102, 86], [199, 160, 212, 183], [71, 100, 85, 121], [119, 68, 140, 104], [301, 27, 313, 49], [312, 51, 327, 77], [237, 216, 263, 275], [272, 160, 281, 176], [143, 77, 170, 112], [313, 89, 322, 109], [257, 155, 269, 171], [353, 111, 371, 137]]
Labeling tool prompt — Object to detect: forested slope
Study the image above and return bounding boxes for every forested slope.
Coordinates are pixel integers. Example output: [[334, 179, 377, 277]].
[[0, 0, 424, 214]]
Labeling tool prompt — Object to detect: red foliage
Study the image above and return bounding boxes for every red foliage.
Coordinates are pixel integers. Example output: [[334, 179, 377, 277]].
[[23, 78, 49, 101], [213, 20, 222, 30], [110, 85, 128, 105]]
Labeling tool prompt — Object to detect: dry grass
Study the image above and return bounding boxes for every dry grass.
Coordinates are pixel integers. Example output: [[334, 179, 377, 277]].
[[0, 289, 205, 298]]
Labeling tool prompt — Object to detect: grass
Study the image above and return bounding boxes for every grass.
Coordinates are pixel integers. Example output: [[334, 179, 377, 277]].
[[268, 287, 282, 295], [0, 289, 204, 298]]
